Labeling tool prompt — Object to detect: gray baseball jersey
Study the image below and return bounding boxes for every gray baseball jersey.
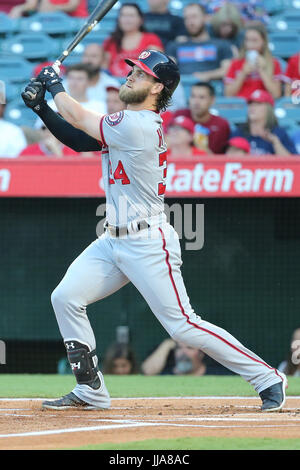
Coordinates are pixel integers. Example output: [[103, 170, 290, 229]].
[[99, 109, 167, 226]]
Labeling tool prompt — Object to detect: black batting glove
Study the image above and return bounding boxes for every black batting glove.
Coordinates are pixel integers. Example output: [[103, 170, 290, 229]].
[[21, 79, 47, 112], [37, 66, 65, 98]]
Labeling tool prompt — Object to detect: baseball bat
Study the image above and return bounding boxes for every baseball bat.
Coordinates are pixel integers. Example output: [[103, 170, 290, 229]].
[[24, 0, 118, 99]]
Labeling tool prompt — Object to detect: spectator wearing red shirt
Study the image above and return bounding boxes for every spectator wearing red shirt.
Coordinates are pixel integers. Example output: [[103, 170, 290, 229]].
[[165, 115, 206, 159], [102, 3, 163, 78], [224, 22, 283, 100], [284, 52, 300, 96], [173, 82, 230, 154], [19, 124, 79, 157], [9, 0, 88, 18]]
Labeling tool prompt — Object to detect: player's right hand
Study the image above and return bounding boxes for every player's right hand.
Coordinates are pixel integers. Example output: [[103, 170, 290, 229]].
[[21, 79, 46, 111]]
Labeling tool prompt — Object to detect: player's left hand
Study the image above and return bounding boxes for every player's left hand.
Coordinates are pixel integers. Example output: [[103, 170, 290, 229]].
[[36, 66, 64, 93], [21, 79, 46, 111]]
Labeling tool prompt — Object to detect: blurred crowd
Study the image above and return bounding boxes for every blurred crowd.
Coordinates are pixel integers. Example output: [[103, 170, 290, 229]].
[[0, 0, 300, 158]]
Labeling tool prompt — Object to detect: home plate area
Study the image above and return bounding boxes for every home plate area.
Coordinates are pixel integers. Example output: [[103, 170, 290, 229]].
[[0, 397, 300, 449]]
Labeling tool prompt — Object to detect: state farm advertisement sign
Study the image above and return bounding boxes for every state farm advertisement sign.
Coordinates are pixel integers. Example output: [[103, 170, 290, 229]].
[[0, 156, 300, 197]]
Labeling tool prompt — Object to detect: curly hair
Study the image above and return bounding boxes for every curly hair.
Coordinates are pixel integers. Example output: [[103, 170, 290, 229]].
[[155, 84, 173, 112]]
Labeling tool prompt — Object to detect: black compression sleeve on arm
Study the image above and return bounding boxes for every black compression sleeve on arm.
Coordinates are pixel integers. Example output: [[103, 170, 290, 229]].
[[34, 102, 102, 152]]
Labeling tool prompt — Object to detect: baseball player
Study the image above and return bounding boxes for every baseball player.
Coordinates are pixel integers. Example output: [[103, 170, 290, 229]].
[[22, 50, 286, 412]]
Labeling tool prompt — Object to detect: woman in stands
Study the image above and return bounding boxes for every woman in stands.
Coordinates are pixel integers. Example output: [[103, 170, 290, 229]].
[[231, 89, 297, 155], [208, 3, 244, 57], [224, 22, 283, 100], [102, 3, 163, 78]]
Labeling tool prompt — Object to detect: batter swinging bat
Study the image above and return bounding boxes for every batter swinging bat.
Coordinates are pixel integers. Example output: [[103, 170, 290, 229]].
[[24, 0, 118, 99]]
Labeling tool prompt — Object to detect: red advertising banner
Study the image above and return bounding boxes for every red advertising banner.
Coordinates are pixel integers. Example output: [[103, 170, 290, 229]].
[[0, 155, 300, 197]]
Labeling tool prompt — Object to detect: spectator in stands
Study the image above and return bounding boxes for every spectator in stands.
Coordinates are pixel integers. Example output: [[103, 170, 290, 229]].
[[81, 43, 121, 105], [106, 86, 126, 114], [166, 3, 233, 81], [278, 327, 300, 377], [103, 342, 139, 375], [224, 22, 283, 100], [284, 52, 300, 97], [19, 122, 78, 157], [199, 0, 270, 25], [225, 136, 251, 156], [144, 0, 187, 48], [102, 3, 163, 78], [141, 339, 215, 376], [0, 103, 27, 157], [173, 82, 231, 154], [165, 115, 206, 159], [9, 0, 88, 18], [231, 89, 297, 155], [49, 63, 106, 114], [208, 3, 244, 57]]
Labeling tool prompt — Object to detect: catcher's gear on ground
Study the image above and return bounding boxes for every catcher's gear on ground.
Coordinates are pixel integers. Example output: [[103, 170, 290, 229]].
[[37, 66, 65, 98], [21, 79, 46, 111], [125, 49, 180, 95]]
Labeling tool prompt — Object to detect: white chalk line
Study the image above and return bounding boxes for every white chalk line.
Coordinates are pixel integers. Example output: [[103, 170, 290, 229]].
[[0, 397, 299, 440], [0, 420, 299, 439], [1, 396, 300, 401]]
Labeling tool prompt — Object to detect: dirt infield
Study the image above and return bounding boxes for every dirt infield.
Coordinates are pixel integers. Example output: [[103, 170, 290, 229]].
[[0, 397, 300, 450]]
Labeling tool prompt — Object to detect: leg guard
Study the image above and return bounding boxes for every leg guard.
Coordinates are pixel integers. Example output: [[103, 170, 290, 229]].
[[64, 340, 101, 390]]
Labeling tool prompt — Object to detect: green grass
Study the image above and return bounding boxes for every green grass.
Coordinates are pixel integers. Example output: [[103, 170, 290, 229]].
[[70, 437, 300, 450], [0, 374, 299, 398], [1, 375, 299, 451]]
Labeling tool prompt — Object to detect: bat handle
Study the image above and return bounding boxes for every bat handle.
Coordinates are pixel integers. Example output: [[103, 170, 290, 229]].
[[52, 60, 62, 75]]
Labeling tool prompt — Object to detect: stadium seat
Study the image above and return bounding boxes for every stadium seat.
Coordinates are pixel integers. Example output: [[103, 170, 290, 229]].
[[0, 12, 19, 36], [0, 57, 33, 83], [1, 33, 61, 61], [274, 56, 287, 73], [268, 32, 300, 59], [4, 99, 36, 127], [275, 97, 300, 122], [268, 11, 300, 32], [263, 0, 285, 15], [3, 83, 20, 103], [62, 31, 108, 56], [210, 97, 248, 124], [19, 12, 79, 37]]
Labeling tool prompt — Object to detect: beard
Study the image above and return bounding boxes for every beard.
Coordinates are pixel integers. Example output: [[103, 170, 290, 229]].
[[188, 23, 206, 37], [119, 84, 151, 104]]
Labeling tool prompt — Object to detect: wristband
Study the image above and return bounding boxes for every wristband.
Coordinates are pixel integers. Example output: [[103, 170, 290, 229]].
[[49, 82, 65, 99]]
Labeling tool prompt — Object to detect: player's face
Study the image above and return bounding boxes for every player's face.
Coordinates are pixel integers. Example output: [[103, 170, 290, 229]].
[[119, 66, 159, 104]]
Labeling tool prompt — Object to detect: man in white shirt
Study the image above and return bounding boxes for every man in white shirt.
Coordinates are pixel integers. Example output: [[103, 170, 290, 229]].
[[0, 104, 27, 157], [49, 63, 106, 114], [81, 43, 121, 104]]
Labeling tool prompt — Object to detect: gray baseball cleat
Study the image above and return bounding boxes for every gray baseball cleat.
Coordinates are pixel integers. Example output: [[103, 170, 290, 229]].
[[259, 373, 287, 412], [42, 392, 103, 410]]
